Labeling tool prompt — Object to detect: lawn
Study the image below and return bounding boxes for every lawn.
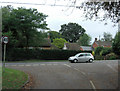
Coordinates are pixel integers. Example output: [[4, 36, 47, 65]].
[[0, 66, 2, 90], [2, 68, 28, 89]]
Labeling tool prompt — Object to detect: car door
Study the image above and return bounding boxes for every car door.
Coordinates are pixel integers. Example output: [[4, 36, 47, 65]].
[[78, 54, 86, 62], [85, 53, 91, 61]]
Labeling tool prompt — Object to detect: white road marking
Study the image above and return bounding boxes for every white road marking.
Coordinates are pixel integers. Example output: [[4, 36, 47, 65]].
[[19, 65, 24, 66], [74, 68, 86, 75], [40, 64, 45, 65], [11, 65, 17, 66], [33, 64, 39, 66], [64, 64, 71, 68], [53, 64, 58, 65], [74, 68, 79, 71], [90, 80, 96, 91], [107, 64, 117, 72], [25, 65, 31, 66], [47, 64, 52, 65]]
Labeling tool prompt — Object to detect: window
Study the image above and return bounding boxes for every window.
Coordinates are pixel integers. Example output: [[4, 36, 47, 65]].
[[86, 54, 91, 56], [78, 54, 85, 57]]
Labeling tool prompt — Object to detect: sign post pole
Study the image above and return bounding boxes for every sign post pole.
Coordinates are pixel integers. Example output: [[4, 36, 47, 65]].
[[2, 36, 8, 73], [3, 44, 6, 72]]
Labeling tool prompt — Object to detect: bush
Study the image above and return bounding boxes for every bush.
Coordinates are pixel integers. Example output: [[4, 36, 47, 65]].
[[94, 55, 104, 60], [95, 47, 104, 55], [101, 47, 112, 56], [105, 53, 118, 60], [5, 48, 92, 61], [112, 31, 120, 55]]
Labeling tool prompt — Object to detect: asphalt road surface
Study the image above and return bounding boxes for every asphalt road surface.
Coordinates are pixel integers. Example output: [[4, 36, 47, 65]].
[[6, 60, 118, 90]]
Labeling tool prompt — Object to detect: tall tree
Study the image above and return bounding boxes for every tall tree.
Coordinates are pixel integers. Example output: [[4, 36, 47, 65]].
[[47, 31, 63, 42], [77, 1, 120, 24], [58, 0, 119, 24], [2, 6, 48, 48], [78, 33, 91, 46], [101, 32, 113, 42], [112, 31, 120, 55], [59, 23, 86, 43]]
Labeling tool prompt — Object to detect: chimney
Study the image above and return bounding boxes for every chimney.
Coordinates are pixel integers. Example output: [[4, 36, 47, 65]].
[[95, 38, 97, 41]]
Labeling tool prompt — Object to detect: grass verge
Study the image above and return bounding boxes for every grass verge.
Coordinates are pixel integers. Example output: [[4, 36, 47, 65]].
[[2, 68, 28, 89]]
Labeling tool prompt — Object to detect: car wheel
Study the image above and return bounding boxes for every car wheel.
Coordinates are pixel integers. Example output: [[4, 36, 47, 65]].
[[74, 59, 78, 63], [89, 59, 93, 63]]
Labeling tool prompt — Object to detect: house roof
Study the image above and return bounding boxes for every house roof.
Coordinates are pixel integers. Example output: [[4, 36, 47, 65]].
[[39, 38, 51, 47], [80, 46, 92, 51], [95, 41, 112, 47], [65, 43, 80, 50]]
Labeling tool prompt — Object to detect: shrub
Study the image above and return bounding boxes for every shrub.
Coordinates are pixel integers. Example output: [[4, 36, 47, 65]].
[[95, 47, 104, 55], [102, 47, 112, 56], [5, 48, 92, 61], [105, 53, 118, 60], [94, 55, 104, 60]]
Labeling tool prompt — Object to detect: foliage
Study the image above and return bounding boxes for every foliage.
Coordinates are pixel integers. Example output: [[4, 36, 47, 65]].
[[92, 51, 95, 56], [6, 48, 92, 61], [2, 6, 48, 48], [77, 33, 91, 46], [95, 47, 104, 55], [78, 1, 120, 24], [2, 31, 18, 48], [101, 47, 112, 56], [112, 31, 120, 55], [2, 68, 28, 89], [95, 47, 112, 56], [101, 32, 113, 42], [94, 55, 104, 60], [59, 22, 86, 43], [52, 38, 67, 49], [47, 31, 63, 42], [105, 53, 118, 60]]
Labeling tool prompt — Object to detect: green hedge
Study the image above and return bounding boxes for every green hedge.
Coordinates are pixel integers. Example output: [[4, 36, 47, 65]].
[[5, 48, 92, 61]]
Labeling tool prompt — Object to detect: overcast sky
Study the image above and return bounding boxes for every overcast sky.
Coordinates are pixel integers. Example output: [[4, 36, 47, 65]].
[[0, 0, 118, 43]]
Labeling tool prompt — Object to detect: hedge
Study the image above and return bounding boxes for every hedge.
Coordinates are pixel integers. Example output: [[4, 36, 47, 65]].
[[5, 48, 92, 61]]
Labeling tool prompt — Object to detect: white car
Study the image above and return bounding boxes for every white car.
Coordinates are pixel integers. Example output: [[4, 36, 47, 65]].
[[68, 53, 94, 63]]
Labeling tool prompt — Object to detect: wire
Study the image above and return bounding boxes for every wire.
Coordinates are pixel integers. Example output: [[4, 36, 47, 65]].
[[0, 1, 79, 8]]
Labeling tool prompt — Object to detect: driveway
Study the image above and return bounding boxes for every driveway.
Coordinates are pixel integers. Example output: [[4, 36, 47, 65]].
[[6, 60, 118, 89]]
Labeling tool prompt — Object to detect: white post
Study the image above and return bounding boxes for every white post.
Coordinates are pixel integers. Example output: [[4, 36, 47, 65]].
[[3, 44, 6, 72]]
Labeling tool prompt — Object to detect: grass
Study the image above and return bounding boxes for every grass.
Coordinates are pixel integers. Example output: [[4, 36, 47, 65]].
[[2, 68, 28, 89], [6, 60, 68, 63], [0, 66, 2, 90]]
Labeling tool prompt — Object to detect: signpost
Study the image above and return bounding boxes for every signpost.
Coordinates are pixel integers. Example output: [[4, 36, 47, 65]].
[[2, 36, 8, 72]]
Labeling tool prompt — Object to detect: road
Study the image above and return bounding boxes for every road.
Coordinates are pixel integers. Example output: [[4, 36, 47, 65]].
[[6, 60, 118, 90]]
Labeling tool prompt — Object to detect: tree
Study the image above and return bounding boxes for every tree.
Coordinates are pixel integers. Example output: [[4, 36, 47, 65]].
[[59, 23, 86, 43], [77, 33, 91, 46], [52, 38, 67, 49], [2, 6, 48, 48], [59, 0, 119, 24], [112, 31, 120, 55], [101, 32, 113, 42], [78, 1, 120, 25], [47, 31, 63, 42]]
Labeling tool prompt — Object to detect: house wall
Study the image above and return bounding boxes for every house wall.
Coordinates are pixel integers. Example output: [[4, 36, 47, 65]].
[[92, 42, 98, 49], [42, 47, 51, 50], [103, 45, 112, 48], [80, 47, 84, 51]]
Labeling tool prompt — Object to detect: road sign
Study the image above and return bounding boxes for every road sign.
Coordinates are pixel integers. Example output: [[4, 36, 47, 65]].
[[2, 36, 8, 44]]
